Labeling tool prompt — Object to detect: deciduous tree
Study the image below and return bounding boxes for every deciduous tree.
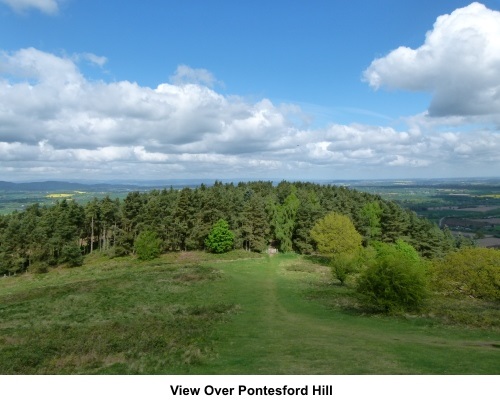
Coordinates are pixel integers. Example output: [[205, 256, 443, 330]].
[[310, 212, 362, 256], [205, 219, 234, 253]]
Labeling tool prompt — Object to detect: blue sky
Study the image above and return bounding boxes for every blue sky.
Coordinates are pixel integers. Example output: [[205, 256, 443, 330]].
[[1, 0, 500, 181]]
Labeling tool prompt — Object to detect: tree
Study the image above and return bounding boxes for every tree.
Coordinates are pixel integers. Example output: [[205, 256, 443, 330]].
[[380, 202, 410, 243], [310, 212, 362, 256], [205, 219, 234, 253], [84, 198, 100, 254], [357, 242, 428, 313], [359, 202, 382, 245], [272, 190, 300, 252], [134, 230, 162, 260], [293, 190, 324, 254], [240, 194, 269, 252], [171, 187, 196, 251]]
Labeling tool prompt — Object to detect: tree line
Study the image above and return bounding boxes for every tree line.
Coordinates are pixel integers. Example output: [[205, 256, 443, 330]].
[[0, 180, 462, 275]]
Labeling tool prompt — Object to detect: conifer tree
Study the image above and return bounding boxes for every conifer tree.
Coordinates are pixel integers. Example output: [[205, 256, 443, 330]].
[[273, 190, 300, 252], [240, 194, 269, 252], [359, 201, 383, 245], [293, 190, 324, 254]]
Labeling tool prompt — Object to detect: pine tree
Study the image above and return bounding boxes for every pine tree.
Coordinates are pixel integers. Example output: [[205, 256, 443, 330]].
[[240, 193, 269, 252], [293, 190, 324, 254], [380, 201, 409, 243], [359, 201, 383, 245], [273, 189, 300, 252]]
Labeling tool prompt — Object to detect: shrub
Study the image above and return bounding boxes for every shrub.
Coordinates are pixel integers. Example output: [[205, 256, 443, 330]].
[[330, 253, 360, 285], [431, 248, 500, 301], [135, 230, 162, 261], [357, 243, 428, 313], [28, 261, 49, 274], [60, 244, 84, 267]]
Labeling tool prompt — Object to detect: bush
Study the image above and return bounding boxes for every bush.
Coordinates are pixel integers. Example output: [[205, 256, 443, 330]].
[[60, 244, 84, 267], [28, 261, 49, 274], [357, 243, 428, 313], [135, 230, 162, 261], [330, 254, 360, 285], [205, 219, 234, 254], [431, 248, 500, 301]]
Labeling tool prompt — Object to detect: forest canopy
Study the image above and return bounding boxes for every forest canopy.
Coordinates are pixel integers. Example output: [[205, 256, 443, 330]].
[[0, 181, 460, 275]]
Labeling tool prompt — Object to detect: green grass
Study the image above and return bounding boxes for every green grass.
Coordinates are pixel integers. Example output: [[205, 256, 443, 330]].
[[0, 252, 498, 374]]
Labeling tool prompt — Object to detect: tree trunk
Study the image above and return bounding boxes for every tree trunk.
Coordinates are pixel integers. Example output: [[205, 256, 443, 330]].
[[90, 215, 94, 254]]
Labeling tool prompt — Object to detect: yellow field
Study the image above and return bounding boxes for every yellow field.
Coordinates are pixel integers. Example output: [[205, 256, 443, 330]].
[[46, 193, 74, 198]]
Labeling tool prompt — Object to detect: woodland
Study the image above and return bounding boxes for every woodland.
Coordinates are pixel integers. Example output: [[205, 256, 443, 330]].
[[0, 180, 464, 275]]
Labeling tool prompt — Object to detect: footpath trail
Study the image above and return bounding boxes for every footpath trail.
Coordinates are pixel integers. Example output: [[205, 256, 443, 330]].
[[195, 255, 500, 375]]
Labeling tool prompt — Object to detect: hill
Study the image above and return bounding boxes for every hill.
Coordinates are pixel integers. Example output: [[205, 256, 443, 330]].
[[0, 181, 135, 191], [0, 251, 498, 374]]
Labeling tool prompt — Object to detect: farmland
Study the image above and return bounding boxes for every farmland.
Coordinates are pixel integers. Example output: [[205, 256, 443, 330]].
[[0, 181, 165, 215], [346, 178, 500, 248]]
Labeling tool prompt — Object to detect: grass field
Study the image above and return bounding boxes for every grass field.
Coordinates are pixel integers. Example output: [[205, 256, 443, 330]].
[[0, 251, 498, 374]]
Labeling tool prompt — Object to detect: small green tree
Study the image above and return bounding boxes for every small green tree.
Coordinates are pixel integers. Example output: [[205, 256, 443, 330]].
[[310, 212, 362, 256], [205, 219, 234, 254], [135, 230, 162, 260], [357, 242, 428, 313]]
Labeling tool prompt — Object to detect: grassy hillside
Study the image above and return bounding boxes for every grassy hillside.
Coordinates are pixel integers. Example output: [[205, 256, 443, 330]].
[[0, 251, 498, 374]]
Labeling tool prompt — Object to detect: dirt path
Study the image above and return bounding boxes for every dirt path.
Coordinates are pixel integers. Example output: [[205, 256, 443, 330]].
[[194, 255, 500, 374]]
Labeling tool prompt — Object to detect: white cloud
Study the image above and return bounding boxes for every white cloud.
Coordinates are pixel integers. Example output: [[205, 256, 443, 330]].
[[364, 2, 500, 117], [0, 0, 61, 14], [0, 47, 83, 86], [0, 46, 499, 181], [169, 65, 221, 88]]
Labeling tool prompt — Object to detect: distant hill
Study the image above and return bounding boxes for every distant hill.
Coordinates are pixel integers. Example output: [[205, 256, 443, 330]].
[[0, 181, 133, 192], [0, 179, 227, 191]]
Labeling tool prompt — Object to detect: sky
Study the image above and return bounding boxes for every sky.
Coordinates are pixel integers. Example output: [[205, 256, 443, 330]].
[[1, 0, 500, 182]]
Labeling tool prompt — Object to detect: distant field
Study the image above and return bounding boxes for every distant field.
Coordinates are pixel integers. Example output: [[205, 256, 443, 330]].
[[428, 205, 498, 213], [0, 189, 141, 215], [46, 193, 75, 198], [0, 252, 498, 374]]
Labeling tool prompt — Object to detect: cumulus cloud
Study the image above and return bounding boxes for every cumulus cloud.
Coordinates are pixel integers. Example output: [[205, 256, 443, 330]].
[[0, 46, 499, 181], [363, 2, 500, 117], [0, 47, 83, 85], [0, 0, 61, 14]]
